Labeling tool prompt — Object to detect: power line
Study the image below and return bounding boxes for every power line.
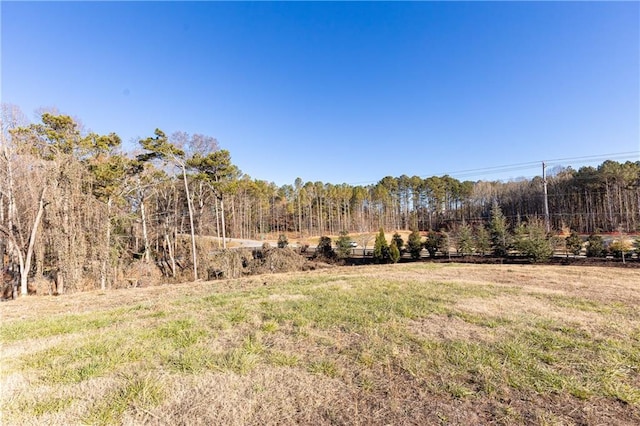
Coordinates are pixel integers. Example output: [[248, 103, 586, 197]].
[[346, 151, 639, 186]]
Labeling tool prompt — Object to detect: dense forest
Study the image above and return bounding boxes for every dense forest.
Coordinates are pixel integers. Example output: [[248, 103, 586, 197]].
[[2, 105, 639, 295]]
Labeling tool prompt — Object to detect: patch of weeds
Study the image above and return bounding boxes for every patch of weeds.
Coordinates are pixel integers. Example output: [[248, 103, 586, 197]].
[[0, 310, 125, 343], [242, 333, 264, 354], [401, 355, 432, 379], [445, 382, 475, 398], [214, 348, 260, 374], [128, 303, 151, 312], [308, 359, 339, 378], [202, 294, 231, 307], [452, 311, 512, 328], [27, 344, 109, 384], [84, 372, 164, 425], [356, 373, 375, 392], [153, 318, 206, 348], [603, 380, 640, 405], [495, 404, 523, 424], [165, 345, 215, 373], [495, 338, 579, 395], [358, 351, 375, 369], [226, 306, 249, 324], [252, 383, 266, 393], [268, 351, 299, 367], [260, 320, 279, 333], [19, 396, 74, 417], [24, 334, 146, 384], [537, 294, 630, 316], [260, 301, 307, 327], [148, 310, 167, 319]]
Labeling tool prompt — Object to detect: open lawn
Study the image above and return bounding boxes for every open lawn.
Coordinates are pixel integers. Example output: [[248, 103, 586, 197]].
[[1, 263, 639, 425]]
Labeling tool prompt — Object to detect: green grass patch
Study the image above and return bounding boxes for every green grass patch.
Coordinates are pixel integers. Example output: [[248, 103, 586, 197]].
[[213, 348, 260, 374], [535, 293, 635, 317], [0, 309, 126, 343], [18, 396, 75, 417], [84, 373, 164, 425], [268, 351, 299, 367], [308, 359, 339, 378], [24, 333, 146, 384], [152, 318, 207, 348]]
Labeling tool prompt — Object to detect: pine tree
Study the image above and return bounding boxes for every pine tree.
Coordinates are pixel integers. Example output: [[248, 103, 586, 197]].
[[586, 234, 604, 257], [425, 231, 441, 258], [407, 229, 423, 260], [489, 201, 509, 257], [373, 228, 389, 263], [389, 240, 401, 263], [565, 232, 582, 256], [440, 230, 450, 259], [474, 226, 490, 256], [316, 236, 335, 260], [513, 219, 553, 263], [392, 232, 404, 253], [335, 230, 352, 259], [456, 223, 474, 256]]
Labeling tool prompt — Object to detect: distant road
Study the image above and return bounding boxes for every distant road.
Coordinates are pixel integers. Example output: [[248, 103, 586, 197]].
[[215, 238, 306, 249]]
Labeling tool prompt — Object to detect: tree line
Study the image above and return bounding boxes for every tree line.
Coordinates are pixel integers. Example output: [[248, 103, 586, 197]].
[[2, 105, 639, 295]]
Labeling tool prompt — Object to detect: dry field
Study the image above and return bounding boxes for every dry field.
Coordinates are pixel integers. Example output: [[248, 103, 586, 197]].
[[1, 263, 639, 425]]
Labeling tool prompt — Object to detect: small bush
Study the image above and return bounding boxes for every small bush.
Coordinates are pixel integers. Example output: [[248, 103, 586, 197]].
[[407, 229, 423, 260], [513, 219, 553, 263], [315, 236, 335, 260], [586, 234, 605, 258], [609, 239, 633, 259], [277, 234, 289, 248], [424, 231, 442, 258], [389, 241, 401, 263], [373, 228, 390, 263], [335, 231, 353, 259], [565, 232, 583, 256], [392, 233, 404, 253]]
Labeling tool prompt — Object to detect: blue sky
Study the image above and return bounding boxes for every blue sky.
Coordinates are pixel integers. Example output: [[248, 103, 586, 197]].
[[2, 1, 638, 186]]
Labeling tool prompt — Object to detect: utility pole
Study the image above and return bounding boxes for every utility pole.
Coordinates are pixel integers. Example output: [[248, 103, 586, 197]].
[[542, 162, 550, 233]]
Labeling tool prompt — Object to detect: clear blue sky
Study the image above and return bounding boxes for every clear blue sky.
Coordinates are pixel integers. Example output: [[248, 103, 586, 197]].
[[2, 1, 639, 185]]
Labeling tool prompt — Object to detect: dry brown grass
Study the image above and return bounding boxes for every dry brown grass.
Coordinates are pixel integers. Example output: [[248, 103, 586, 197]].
[[1, 263, 639, 425]]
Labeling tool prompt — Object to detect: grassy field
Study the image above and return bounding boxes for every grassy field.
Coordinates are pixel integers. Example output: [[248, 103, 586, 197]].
[[1, 263, 639, 425]]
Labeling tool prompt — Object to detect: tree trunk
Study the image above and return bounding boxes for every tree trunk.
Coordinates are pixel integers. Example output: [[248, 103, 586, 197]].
[[220, 196, 227, 249], [181, 166, 198, 280], [140, 197, 150, 263], [20, 186, 47, 296], [100, 197, 112, 291]]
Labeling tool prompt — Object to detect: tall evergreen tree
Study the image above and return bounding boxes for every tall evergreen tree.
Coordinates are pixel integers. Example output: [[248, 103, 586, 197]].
[[407, 229, 423, 260], [489, 201, 509, 257], [456, 223, 474, 256], [335, 230, 353, 259], [425, 231, 441, 258], [373, 228, 389, 263], [389, 240, 401, 263], [474, 226, 490, 256], [392, 232, 404, 253]]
